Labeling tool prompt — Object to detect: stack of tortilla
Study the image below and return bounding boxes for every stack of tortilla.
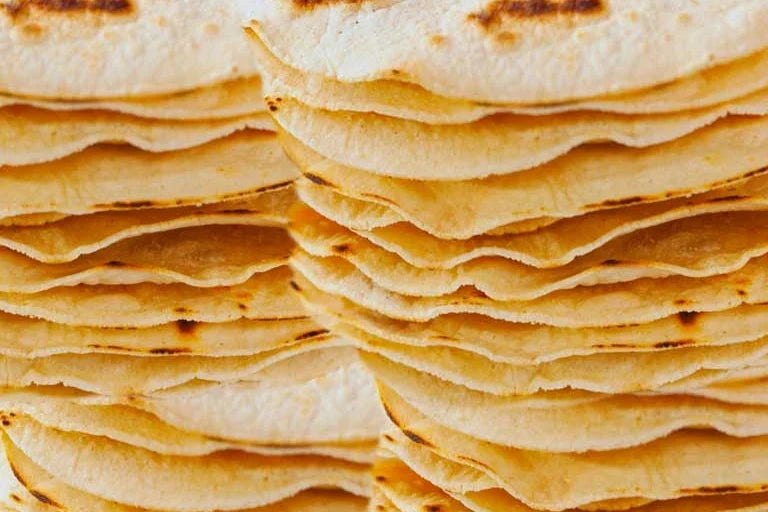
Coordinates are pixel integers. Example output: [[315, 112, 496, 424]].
[[0, 1, 384, 511], [244, 1, 768, 510]]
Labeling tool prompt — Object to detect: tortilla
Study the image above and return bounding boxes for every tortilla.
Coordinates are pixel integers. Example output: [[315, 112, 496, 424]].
[[0, 0, 259, 98], [0, 266, 304, 328], [0, 188, 294, 264], [0, 386, 375, 462], [0, 76, 265, 121], [279, 113, 768, 235], [373, 359, 768, 451], [682, 377, 768, 406], [348, 324, 768, 395], [0, 337, 345, 396], [0, 131, 297, 219], [244, 0, 768, 103], [250, 26, 768, 120], [0, 107, 271, 166], [354, 175, 768, 261], [118, 357, 386, 444], [373, 457, 471, 512], [292, 251, 768, 327], [0, 311, 325, 358], [8, 450, 366, 512], [381, 398, 768, 510], [298, 181, 562, 238], [0, 225, 291, 292], [295, 208, 768, 300], [378, 457, 768, 512], [298, 276, 768, 362], [0, 214, 70, 228], [1, 420, 369, 510], [271, 92, 768, 180]]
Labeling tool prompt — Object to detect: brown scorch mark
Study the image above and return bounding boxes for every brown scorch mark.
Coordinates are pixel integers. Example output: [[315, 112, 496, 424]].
[[1, 0, 132, 16], [469, 0, 603, 27]]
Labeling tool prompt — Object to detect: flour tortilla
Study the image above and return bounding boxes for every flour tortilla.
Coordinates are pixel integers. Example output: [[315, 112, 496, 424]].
[[0, 76, 265, 120], [0, 0, 259, 98], [0, 337, 345, 396], [296, 180, 558, 237], [118, 357, 386, 444], [0, 107, 271, 166], [298, 278, 768, 363], [355, 174, 768, 262], [0, 387, 375, 462], [348, 324, 768, 395], [373, 359, 768, 451], [0, 266, 304, 328], [0, 312, 325, 358], [279, 113, 768, 234], [382, 398, 768, 510], [1, 419, 369, 511], [0, 188, 294, 264], [292, 251, 768, 327], [296, 180, 403, 230], [244, 0, 768, 103], [379, 458, 768, 512], [0, 225, 291, 292], [0, 131, 298, 218], [272, 91, 768, 180], [0, 213, 69, 228], [378, 430, 496, 494], [294, 208, 768, 300], [374, 457, 471, 512], [7, 445, 366, 512], [681, 378, 768, 406], [249, 23, 768, 119]]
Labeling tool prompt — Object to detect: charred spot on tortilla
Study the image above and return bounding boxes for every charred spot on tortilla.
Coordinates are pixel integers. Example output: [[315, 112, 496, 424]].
[[149, 347, 191, 355], [295, 328, 330, 341], [28, 490, 60, 508], [402, 429, 433, 447], [653, 339, 694, 349], [1, 0, 133, 17], [175, 319, 198, 334], [304, 173, 335, 187], [332, 243, 351, 253], [677, 311, 699, 326], [469, 0, 604, 28]]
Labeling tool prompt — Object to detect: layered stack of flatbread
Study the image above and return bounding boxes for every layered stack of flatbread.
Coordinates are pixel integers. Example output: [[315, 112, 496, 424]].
[[0, 1, 383, 510], [244, 1, 768, 510]]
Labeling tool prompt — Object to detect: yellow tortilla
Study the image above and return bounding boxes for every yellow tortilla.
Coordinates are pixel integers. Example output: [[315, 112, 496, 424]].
[[0, 107, 271, 166], [0, 189, 293, 264]]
